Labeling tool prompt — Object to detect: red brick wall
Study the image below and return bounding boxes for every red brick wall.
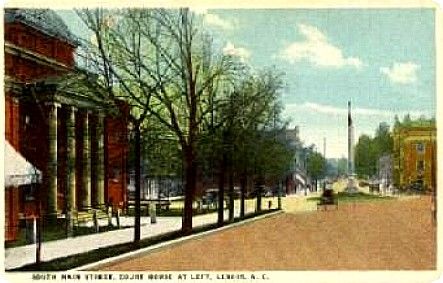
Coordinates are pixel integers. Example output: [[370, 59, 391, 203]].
[[5, 23, 74, 83], [6, 53, 65, 82], [5, 95, 20, 148], [105, 115, 128, 209], [5, 23, 75, 67], [18, 101, 48, 172], [5, 96, 21, 241], [403, 138, 436, 189], [5, 188, 19, 241]]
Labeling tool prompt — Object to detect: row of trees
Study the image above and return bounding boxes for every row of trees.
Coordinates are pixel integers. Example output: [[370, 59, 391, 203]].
[[70, 8, 293, 241], [306, 151, 326, 189], [354, 122, 393, 178]]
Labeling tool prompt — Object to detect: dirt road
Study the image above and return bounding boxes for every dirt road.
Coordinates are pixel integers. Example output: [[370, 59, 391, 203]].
[[93, 196, 435, 270]]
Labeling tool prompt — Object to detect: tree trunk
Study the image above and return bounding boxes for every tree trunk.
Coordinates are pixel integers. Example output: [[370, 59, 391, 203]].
[[134, 124, 141, 244], [182, 147, 197, 235], [240, 174, 247, 218], [228, 167, 234, 222], [257, 184, 262, 212], [217, 153, 227, 226]]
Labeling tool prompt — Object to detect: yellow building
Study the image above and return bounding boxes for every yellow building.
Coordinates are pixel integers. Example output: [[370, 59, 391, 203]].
[[393, 123, 436, 191]]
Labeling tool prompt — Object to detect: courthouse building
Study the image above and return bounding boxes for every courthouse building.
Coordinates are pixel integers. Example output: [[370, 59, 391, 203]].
[[5, 9, 129, 241]]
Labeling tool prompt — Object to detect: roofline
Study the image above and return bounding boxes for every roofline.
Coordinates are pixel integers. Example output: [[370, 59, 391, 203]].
[[5, 42, 73, 71], [5, 9, 80, 47]]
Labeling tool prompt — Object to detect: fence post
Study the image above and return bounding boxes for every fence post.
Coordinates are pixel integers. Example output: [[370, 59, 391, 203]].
[[66, 210, 73, 238], [107, 206, 113, 227], [93, 210, 99, 233], [116, 208, 121, 228], [150, 203, 157, 224]]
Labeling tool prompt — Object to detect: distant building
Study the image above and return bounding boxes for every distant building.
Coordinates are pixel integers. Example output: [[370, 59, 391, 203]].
[[393, 122, 436, 191], [282, 126, 309, 194], [378, 154, 393, 192], [127, 172, 183, 200]]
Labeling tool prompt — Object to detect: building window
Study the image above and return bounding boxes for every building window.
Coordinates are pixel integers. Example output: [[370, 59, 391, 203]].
[[110, 166, 121, 182], [417, 160, 425, 172], [416, 143, 425, 154]]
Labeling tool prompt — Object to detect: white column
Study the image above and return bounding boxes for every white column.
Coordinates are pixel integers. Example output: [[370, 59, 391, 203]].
[[95, 112, 105, 208], [47, 102, 60, 217], [82, 111, 92, 210], [67, 106, 77, 211], [66, 106, 76, 236]]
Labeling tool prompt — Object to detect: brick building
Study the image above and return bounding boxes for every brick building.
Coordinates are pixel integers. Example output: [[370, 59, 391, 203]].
[[5, 9, 129, 241], [393, 123, 436, 191]]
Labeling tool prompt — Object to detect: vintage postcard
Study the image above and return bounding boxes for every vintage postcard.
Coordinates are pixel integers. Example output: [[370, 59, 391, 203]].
[[2, 0, 442, 282]]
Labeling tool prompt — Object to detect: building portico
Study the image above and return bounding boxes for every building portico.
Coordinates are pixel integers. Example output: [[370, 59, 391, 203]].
[[21, 84, 110, 218], [5, 8, 128, 240]]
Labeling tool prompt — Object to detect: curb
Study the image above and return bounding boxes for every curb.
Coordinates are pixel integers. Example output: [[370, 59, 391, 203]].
[[72, 210, 284, 271]]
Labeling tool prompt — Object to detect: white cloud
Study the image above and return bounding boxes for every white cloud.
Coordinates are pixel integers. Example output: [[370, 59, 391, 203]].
[[223, 42, 251, 62], [191, 9, 236, 30], [280, 23, 363, 69], [380, 62, 420, 84], [302, 102, 346, 115], [204, 13, 235, 29]]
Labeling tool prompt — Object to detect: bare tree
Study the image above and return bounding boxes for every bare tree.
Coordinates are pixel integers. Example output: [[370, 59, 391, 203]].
[[74, 8, 237, 236]]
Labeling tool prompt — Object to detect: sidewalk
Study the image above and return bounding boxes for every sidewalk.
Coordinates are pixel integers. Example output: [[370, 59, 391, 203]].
[[5, 203, 260, 270]]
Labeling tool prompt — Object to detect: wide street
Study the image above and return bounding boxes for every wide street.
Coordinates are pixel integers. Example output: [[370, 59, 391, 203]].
[[90, 191, 436, 271]]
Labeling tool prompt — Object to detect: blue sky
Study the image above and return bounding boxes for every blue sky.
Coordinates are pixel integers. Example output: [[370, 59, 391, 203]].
[[58, 8, 436, 158]]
